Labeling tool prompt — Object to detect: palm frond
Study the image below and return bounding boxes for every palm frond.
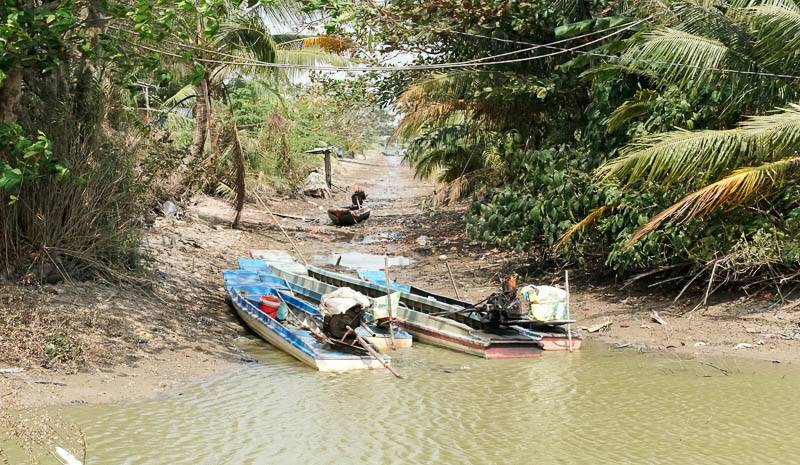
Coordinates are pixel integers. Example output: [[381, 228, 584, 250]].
[[626, 156, 800, 245], [397, 71, 484, 106], [430, 171, 486, 207], [622, 28, 760, 97], [598, 128, 748, 185], [249, 1, 316, 29], [606, 89, 658, 132], [403, 125, 499, 179], [555, 205, 609, 250], [277, 35, 355, 53], [162, 84, 197, 110], [674, 1, 753, 54], [395, 101, 470, 139], [227, 117, 247, 228], [737, 102, 800, 150], [274, 49, 350, 67], [743, 3, 800, 71], [216, 8, 279, 64], [600, 102, 800, 185]]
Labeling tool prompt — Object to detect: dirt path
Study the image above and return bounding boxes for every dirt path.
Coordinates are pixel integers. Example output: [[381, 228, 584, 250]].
[[3, 149, 799, 408]]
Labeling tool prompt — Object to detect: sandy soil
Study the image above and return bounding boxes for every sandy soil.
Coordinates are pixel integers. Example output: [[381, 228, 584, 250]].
[[2, 149, 799, 409]]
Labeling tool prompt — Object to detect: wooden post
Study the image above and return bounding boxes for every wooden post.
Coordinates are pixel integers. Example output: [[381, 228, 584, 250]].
[[565, 270, 573, 352], [324, 150, 332, 189], [384, 255, 396, 350], [445, 261, 460, 299]]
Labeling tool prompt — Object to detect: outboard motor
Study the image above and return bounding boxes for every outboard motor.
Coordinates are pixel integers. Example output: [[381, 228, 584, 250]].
[[351, 185, 367, 208], [474, 275, 528, 326]]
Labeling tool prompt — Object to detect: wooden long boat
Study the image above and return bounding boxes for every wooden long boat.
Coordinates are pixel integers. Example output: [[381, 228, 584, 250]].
[[327, 206, 371, 226], [270, 265, 542, 359], [356, 269, 582, 351], [274, 278, 413, 350], [229, 264, 410, 350], [308, 266, 582, 350], [224, 270, 389, 371]]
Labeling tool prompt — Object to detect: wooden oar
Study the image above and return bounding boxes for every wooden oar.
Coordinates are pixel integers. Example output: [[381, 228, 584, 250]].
[[445, 260, 461, 299], [252, 191, 309, 266], [383, 255, 396, 350], [348, 325, 403, 379]]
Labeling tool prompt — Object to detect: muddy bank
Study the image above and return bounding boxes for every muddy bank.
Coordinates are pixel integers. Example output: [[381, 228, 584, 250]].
[[3, 149, 799, 410]]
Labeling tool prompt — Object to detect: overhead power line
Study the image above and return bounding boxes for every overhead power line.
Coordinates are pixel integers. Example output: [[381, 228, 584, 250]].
[[115, 18, 647, 72], [114, 17, 800, 80], [451, 27, 800, 81]]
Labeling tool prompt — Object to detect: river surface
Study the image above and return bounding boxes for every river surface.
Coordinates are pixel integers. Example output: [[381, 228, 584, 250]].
[[15, 341, 788, 464]]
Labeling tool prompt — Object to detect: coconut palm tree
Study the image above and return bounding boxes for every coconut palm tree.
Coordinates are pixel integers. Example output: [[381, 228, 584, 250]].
[[155, 1, 350, 226], [395, 70, 555, 202], [566, 0, 800, 246]]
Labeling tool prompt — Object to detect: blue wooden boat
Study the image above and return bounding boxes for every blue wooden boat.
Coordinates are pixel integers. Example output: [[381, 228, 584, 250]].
[[235, 258, 411, 350], [357, 270, 412, 293], [224, 267, 390, 372]]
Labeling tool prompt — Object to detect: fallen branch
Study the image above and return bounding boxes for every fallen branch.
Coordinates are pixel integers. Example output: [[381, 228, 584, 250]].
[[31, 380, 67, 386], [650, 311, 668, 326], [584, 320, 612, 333], [0, 368, 25, 374], [272, 212, 317, 223], [698, 361, 729, 376]]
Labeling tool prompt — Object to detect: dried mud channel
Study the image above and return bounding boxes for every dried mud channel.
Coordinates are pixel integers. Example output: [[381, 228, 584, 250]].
[[3, 150, 800, 464]]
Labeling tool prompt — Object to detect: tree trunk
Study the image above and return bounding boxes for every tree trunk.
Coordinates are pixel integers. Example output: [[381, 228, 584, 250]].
[[189, 78, 210, 163], [0, 66, 23, 124], [230, 118, 246, 229]]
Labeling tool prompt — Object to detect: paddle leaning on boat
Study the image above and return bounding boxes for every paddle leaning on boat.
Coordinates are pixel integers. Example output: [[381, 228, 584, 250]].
[[223, 259, 411, 372]]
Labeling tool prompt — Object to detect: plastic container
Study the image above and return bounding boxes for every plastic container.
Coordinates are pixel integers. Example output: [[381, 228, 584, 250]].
[[259, 295, 281, 319], [276, 303, 289, 321]]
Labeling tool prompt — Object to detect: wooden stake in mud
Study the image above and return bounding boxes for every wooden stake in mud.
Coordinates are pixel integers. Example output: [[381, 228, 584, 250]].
[[565, 270, 574, 352], [252, 191, 308, 266], [324, 150, 332, 188], [348, 325, 403, 379], [384, 255, 396, 350], [445, 260, 460, 299]]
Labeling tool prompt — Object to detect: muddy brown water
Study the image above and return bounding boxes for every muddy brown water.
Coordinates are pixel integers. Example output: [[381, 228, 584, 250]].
[[11, 342, 800, 464], [5, 153, 799, 463]]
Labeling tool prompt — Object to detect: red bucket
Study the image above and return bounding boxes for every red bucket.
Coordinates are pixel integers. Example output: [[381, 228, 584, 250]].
[[259, 295, 281, 319]]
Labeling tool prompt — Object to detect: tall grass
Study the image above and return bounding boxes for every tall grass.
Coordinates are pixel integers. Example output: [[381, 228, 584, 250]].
[[1, 68, 145, 282]]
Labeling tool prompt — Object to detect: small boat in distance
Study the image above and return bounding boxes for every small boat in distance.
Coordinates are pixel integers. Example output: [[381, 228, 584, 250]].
[[327, 205, 371, 226]]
